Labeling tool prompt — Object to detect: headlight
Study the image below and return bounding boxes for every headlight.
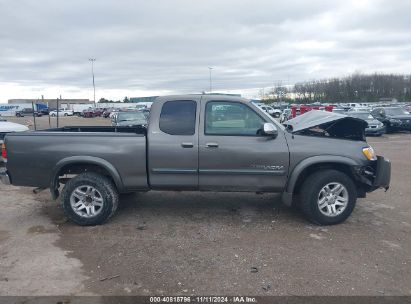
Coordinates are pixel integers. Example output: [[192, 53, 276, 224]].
[[363, 146, 377, 161]]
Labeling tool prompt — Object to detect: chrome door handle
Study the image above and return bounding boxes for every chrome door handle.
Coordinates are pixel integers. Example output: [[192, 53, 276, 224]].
[[181, 142, 194, 148], [206, 142, 219, 148]]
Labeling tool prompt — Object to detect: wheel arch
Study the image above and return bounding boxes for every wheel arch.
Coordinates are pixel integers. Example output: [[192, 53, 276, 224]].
[[282, 156, 359, 206], [50, 156, 123, 199]]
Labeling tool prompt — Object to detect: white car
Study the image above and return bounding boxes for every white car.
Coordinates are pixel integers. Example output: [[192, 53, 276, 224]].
[[49, 108, 74, 117], [1, 120, 29, 162], [280, 109, 292, 123], [347, 107, 371, 113], [258, 105, 282, 117], [109, 109, 120, 119]]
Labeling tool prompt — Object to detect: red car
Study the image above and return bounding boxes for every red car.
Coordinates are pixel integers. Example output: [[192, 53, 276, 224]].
[[82, 108, 104, 118]]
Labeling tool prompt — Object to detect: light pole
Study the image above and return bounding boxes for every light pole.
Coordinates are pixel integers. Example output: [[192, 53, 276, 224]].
[[208, 67, 213, 93], [89, 58, 96, 106]]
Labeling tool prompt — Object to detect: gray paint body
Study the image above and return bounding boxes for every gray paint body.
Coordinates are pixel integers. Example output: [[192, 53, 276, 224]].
[[4, 95, 376, 203], [6, 133, 148, 191]]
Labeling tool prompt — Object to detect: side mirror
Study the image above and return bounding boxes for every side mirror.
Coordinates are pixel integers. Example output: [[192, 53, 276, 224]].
[[262, 123, 278, 137]]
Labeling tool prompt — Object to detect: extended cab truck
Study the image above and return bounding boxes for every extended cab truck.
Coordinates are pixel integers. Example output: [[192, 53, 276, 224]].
[[0, 95, 391, 226], [15, 108, 43, 117]]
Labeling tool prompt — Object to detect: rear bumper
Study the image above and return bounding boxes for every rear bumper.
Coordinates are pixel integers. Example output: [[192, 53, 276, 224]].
[[0, 170, 10, 185]]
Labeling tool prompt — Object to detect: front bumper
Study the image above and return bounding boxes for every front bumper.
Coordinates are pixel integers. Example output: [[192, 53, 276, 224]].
[[373, 156, 391, 190], [398, 121, 411, 130], [389, 120, 411, 131], [365, 126, 386, 135], [0, 170, 10, 185], [353, 156, 391, 193]]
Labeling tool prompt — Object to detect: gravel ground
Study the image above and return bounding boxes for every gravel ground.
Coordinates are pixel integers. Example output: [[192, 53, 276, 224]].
[[0, 118, 410, 296]]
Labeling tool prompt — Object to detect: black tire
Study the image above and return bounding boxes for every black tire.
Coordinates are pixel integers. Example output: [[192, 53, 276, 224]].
[[16, 113, 21, 117], [299, 170, 357, 225], [61, 172, 119, 226], [51, 113, 56, 117], [64, 113, 68, 117]]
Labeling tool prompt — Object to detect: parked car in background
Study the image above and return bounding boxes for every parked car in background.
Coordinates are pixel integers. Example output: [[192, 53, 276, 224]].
[[257, 105, 282, 118], [280, 109, 292, 123], [109, 109, 120, 119], [139, 108, 150, 117], [347, 112, 386, 136], [103, 108, 115, 118], [371, 107, 411, 132], [348, 107, 371, 113], [111, 111, 148, 126], [83, 108, 104, 118], [332, 108, 347, 114], [347, 103, 362, 108], [39, 108, 49, 115], [73, 104, 94, 116], [15, 108, 42, 117], [49, 108, 74, 117]]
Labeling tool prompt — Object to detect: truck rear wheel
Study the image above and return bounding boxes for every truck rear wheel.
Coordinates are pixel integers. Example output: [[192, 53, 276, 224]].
[[61, 172, 119, 226], [300, 170, 357, 225]]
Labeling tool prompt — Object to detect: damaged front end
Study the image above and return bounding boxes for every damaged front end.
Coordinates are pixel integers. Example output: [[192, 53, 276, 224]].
[[352, 156, 391, 193], [284, 110, 391, 194]]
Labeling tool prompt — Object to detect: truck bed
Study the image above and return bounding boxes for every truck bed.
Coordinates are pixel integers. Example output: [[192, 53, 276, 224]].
[[4, 126, 148, 191], [45, 125, 146, 134]]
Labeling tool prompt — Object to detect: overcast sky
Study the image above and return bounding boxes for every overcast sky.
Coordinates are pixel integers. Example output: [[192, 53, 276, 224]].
[[1, 0, 411, 102]]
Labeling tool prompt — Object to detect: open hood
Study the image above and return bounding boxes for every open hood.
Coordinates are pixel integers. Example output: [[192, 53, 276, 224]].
[[283, 110, 367, 141]]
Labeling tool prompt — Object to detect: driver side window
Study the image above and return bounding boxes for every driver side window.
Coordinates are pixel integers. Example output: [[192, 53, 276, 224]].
[[205, 101, 265, 136]]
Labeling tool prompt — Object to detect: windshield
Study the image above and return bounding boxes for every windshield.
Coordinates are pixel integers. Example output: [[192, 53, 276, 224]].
[[385, 108, 409, 115], [349, 113, 374, 120], [117, 112, 146, 121]]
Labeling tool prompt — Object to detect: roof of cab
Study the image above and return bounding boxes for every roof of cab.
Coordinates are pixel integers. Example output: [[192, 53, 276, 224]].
[[154, 94, 250, 103]]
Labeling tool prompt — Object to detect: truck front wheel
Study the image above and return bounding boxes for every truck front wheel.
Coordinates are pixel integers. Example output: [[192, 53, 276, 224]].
[[61, 172, 119, 226], [300, 170, 357, 225]]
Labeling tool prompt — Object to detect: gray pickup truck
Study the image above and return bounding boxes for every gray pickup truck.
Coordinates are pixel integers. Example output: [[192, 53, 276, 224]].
[[0, 95, 391, 226]]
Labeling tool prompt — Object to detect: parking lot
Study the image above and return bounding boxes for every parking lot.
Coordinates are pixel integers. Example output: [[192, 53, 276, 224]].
[[0, 116, 410, 296]]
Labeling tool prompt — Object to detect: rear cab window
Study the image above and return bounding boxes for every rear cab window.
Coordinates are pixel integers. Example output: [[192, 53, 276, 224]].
[[159, 100, 197, 135]]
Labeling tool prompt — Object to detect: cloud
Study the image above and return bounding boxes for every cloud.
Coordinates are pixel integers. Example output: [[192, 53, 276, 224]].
[[0, 0, 410, 101]]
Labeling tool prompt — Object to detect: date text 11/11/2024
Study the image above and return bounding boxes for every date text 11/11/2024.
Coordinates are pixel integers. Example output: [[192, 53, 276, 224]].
[[149, 296, 257, 303]]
